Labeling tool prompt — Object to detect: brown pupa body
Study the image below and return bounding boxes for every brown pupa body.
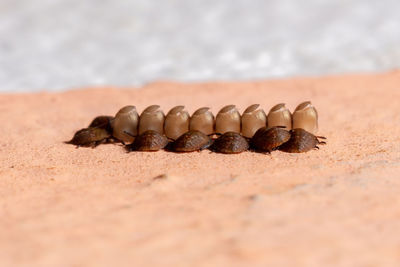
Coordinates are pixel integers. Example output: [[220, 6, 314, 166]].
[[171, 130, 212, 152], [66, 127, 112, 147], [250, 126, 291, 152], [127, 130, 168, 151], [279, 128, 326, 153], [211, 132, 249, 154], [88, 115, 114, 131]]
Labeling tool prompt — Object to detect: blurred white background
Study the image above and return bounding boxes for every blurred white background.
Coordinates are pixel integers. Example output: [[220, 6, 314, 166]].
[[1, 0, 400, 92]]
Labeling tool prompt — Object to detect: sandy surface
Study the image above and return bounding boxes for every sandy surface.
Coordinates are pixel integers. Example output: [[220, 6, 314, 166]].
[[1, 71, 400, 266]]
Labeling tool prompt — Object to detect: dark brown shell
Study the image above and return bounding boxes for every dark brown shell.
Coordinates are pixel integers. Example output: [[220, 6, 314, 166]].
[[211, 132, 249, 154], [171, 130, 212, 152], [66, 127, 112, 147], [279, 128, 326, 153], [250, 126, 291, 152], [128, 130, 168, 151], [88, 115, 114, 131]]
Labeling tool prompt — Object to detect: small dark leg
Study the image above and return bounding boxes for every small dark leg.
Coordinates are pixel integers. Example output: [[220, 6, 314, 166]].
[[125, 147, 133, 153], [93, 139, 107, 148], [91, 141, 99, 148]]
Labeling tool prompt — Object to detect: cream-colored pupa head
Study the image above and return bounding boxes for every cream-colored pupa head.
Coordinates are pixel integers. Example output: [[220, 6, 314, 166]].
[[292, 101, 318, 134], [164, 105, 190, 140], [138, 105, 165, 135], [112, 105, 139, 143], [189, 107, 215, 135], [267, 103, 292, 130], [241, 104, 267, 138], [215, 105, 241, 134]]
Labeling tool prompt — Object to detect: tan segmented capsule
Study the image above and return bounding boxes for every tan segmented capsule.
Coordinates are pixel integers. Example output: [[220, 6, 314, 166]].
[[164, 106, 190, 140], [215, 105, 241, 134], [112, 105, 139, 143], [267, 103, 292, 130], [138, 105, 165, 135], [292, 101, 318, 134], [241, 104, 267, 138], [189, 107, 215, 135]]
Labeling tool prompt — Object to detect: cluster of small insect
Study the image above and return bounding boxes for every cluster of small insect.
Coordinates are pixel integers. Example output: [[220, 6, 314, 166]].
[[66, 101, 326, 153]]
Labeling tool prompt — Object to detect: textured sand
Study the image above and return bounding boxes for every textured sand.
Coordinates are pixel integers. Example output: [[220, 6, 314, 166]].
[[1, 71, 400, 266]]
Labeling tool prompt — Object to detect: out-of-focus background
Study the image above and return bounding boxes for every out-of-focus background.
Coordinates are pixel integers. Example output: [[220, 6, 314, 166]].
[[1, 0, 399, 92]]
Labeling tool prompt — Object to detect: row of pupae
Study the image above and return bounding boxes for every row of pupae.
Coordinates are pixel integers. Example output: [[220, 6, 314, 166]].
[[66, 101, 326, 153]]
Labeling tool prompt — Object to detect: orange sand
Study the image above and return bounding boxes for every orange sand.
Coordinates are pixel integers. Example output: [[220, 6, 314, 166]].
[[1, 71, 400, 266]]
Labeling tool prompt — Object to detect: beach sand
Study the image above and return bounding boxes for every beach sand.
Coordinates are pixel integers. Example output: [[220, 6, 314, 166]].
[[1, 71, 400, 266]]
